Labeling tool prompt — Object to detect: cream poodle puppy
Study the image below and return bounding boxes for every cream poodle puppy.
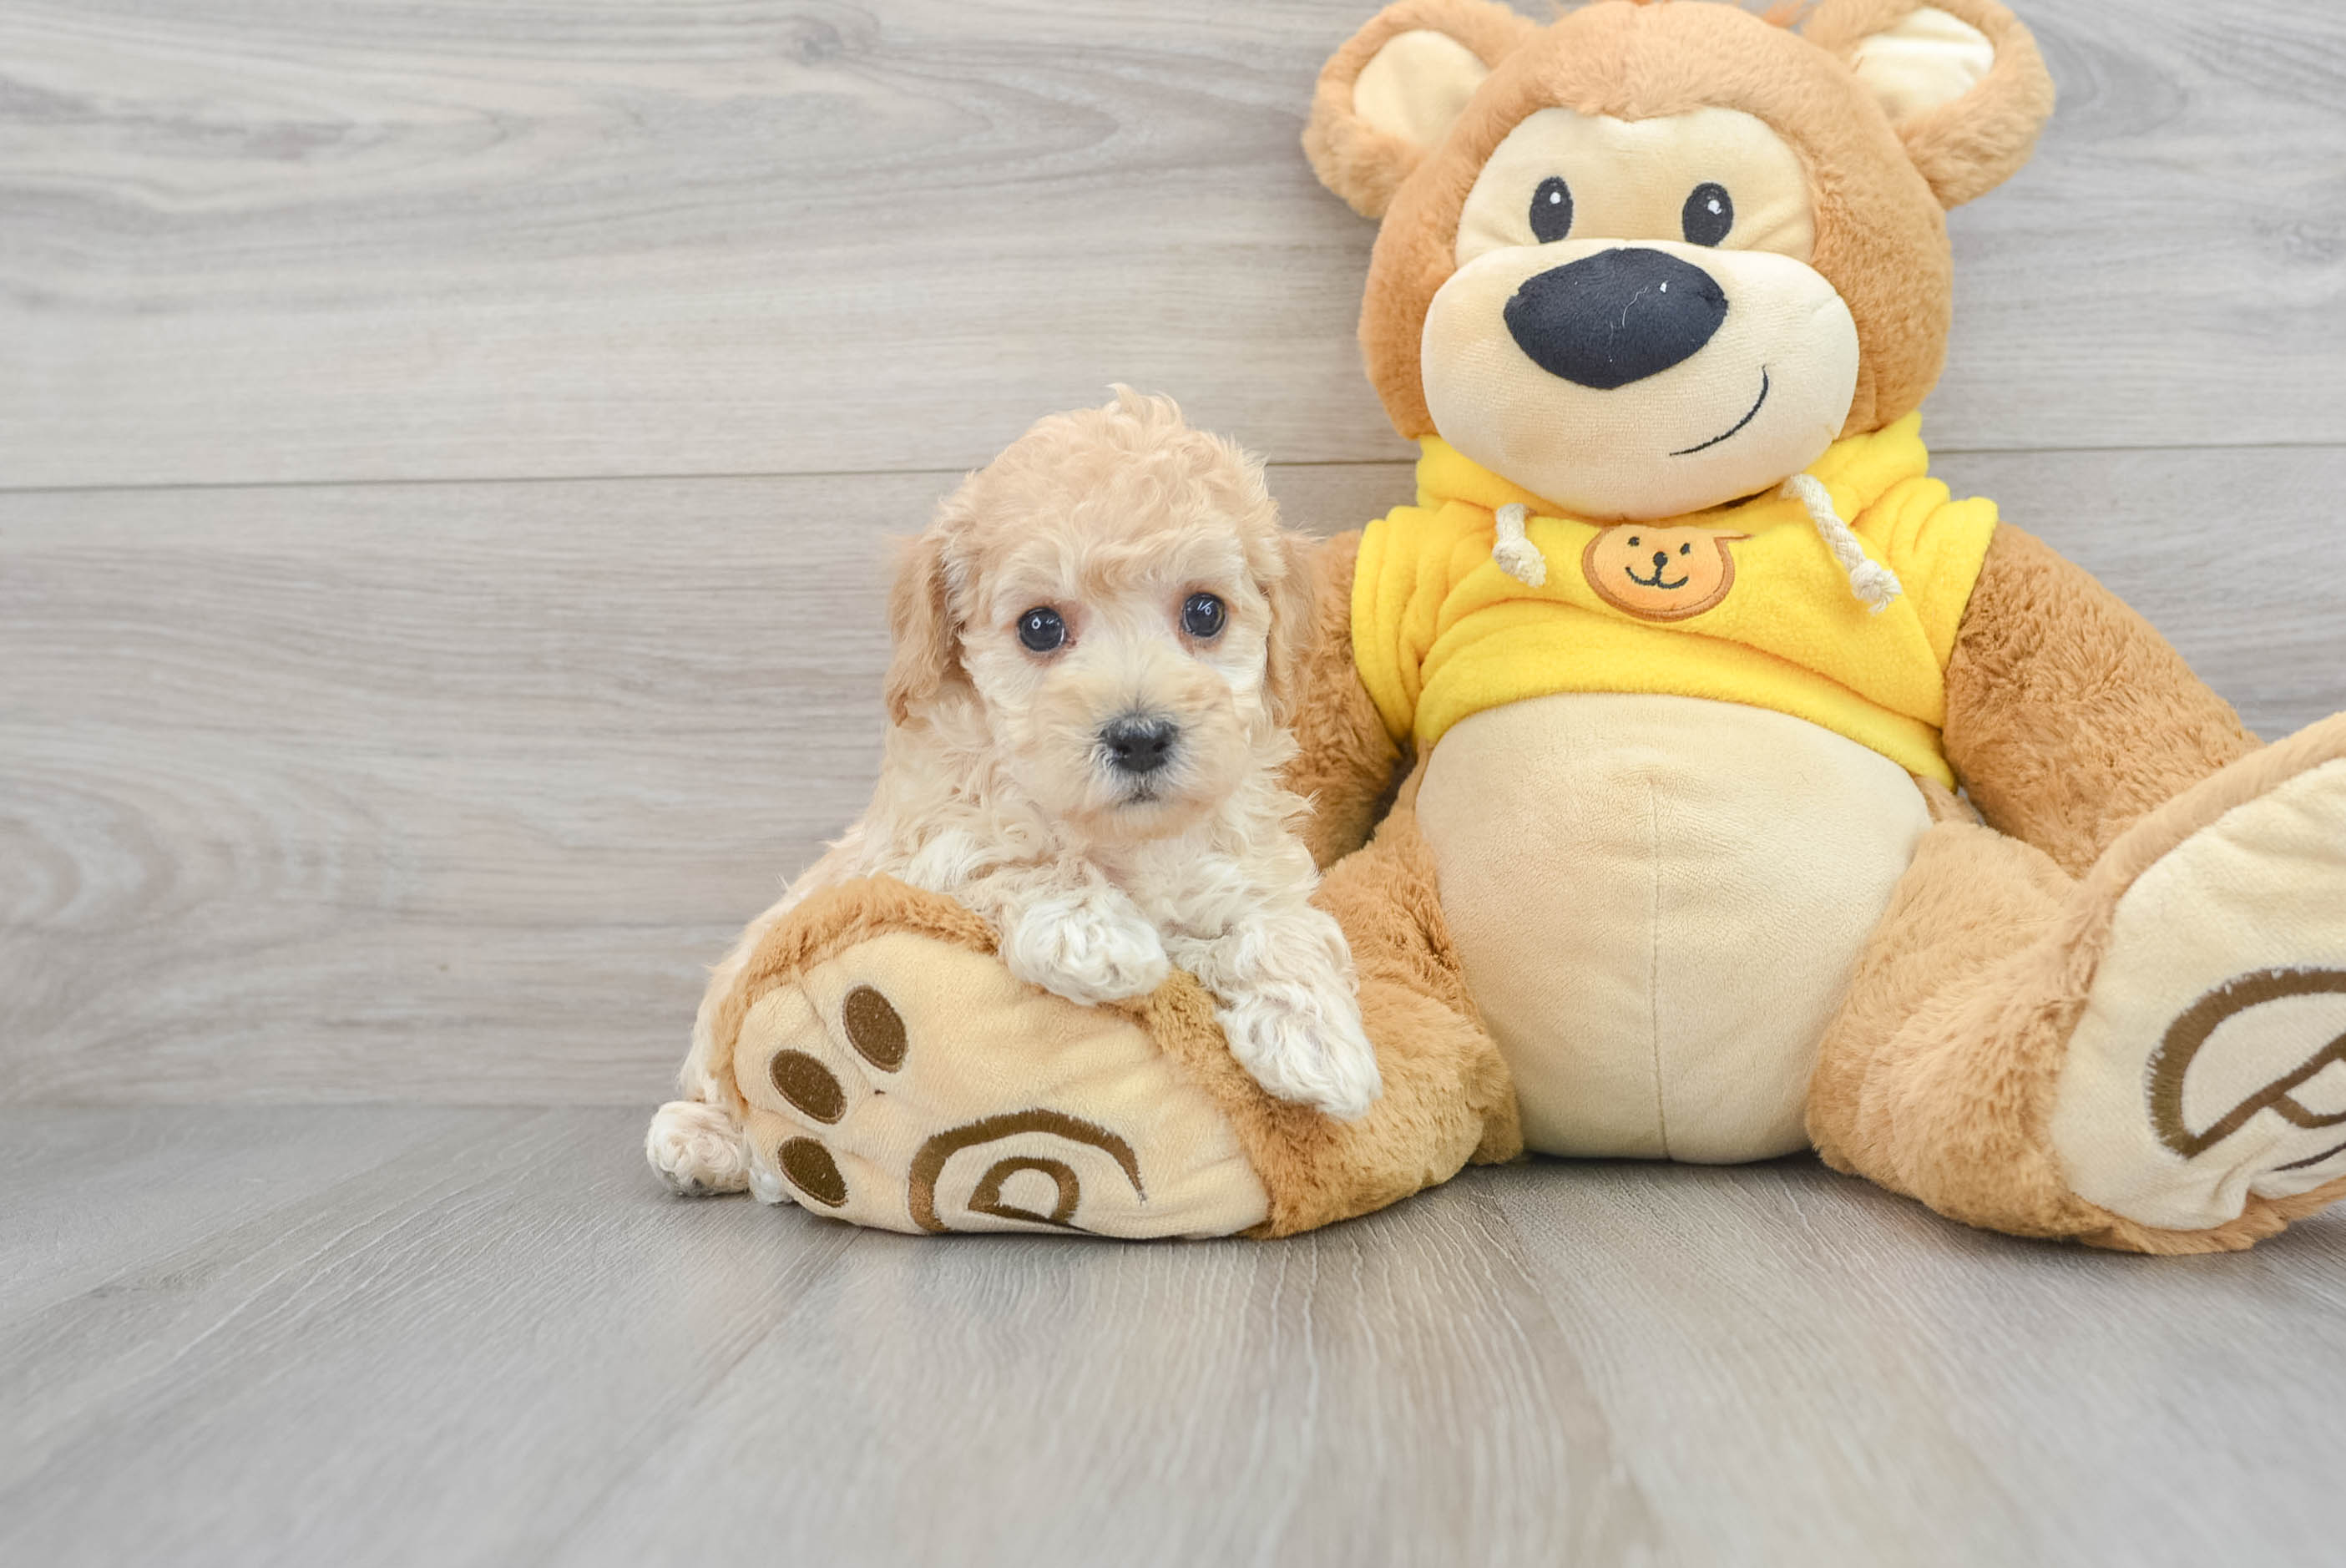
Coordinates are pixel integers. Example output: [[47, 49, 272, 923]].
[[649, 389, 1383, 1196]]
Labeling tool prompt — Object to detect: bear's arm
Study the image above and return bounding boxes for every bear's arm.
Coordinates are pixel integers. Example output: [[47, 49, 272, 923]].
[[1942, 525, 2259, 877], [1285, 530, 1408, 868]]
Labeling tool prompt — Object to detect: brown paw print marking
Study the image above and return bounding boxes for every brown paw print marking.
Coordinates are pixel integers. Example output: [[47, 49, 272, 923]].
[[2151, 968, 2346, 1161], [779, 1136, 847, 1206], [842, 984, 907, 1070], [770, 1050, 846, 1123], [968, 1157, 1082, 1227], [752, 978, 1151, 1233], [907, 1110, 1143, 1234]]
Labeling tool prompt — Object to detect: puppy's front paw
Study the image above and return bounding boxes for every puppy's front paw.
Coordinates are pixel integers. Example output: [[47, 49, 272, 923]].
[[1001, 893, 1170, 1005], [646, 1099, 754, 1196], [1220, 986, 1383, 1121]]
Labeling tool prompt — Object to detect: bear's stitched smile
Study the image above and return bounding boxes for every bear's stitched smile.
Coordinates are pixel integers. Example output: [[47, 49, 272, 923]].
[[1669, 367, 1771, 458], [1624, 562, 1692, 590]]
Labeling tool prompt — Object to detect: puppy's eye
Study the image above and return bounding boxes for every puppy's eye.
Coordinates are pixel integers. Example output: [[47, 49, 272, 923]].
[[1181, 593, 1226, 640], [1530, 176, 1574, 244], [1016, 606, 1066, 653], [1683, 183, 1733, 247]]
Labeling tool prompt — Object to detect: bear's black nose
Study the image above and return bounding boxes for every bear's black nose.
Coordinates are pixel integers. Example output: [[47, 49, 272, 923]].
[[1504, 248, 1729, 390], [1653, 551, 1671, 570], [1101, 716, 1178, 776]]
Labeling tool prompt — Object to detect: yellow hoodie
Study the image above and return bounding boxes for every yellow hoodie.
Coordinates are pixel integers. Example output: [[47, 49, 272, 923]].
[[1350, 413, 1999, 786]]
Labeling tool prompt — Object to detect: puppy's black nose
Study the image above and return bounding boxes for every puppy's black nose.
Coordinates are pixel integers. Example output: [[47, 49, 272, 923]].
[[1101, 716, 1178, 775], [1504, 248, 1728, 390]]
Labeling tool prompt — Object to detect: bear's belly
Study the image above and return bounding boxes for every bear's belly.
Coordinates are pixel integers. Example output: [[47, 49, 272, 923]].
[[1415, 692, 1932, 1161]]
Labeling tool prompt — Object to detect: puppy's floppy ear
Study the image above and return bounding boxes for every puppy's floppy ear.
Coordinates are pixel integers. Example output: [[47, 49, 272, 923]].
[[1302, 0, 1537, 220], [1259, 530, 1322, 731], [883, 522, 958, 726], [1805, 0, 2055, 209]]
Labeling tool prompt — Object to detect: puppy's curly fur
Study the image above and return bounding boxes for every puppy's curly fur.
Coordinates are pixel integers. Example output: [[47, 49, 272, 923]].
[[650, 390, 1382, 1197]]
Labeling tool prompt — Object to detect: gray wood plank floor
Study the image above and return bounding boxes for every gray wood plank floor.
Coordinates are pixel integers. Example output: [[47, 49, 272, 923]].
[[8, 451, 2339, 1105], [4, 1109, 2345, 1568], [6, 0, 2346, 1562], [2, 0, 2343, 486]]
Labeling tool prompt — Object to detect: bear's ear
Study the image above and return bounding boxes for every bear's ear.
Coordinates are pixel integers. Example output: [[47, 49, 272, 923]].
[[1303, 0, 1539, 220], [1803, 0, 2056, 209]]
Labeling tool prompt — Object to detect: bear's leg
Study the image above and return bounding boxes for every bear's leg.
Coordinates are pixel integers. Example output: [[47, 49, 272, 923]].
[[1944, 525, 2264, 874], [1246, 787, 1524, 1230], [1811, 717, 2346, 1252], [676, 793, 1518, 1238]]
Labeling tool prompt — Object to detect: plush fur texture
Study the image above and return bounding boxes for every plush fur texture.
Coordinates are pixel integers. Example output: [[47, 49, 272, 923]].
[[662, 0, 2346, 1253], [1804, 0, 2057, 208], [1805, 817, 2084, 1236], [666, 527, 1517, 1231], [1302, 0, 1539, 220], [649, 873, 1004, 1192], [650, 394, 1382, 1195], [1277, 530, 1408, 868], [686, 864, 1509, 1237], [1119, 786, 1521, 1236], [1330, 0, 2034, 448], [701, 876, 1003, 1127], [1813, 718, 2346, 1253], [1944, 526, 2263, 877]]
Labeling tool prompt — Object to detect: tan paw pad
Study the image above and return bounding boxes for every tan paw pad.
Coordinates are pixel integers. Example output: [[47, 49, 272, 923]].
[[727, 930, 1269, 1238], [2054, 760, 2346, 1230]]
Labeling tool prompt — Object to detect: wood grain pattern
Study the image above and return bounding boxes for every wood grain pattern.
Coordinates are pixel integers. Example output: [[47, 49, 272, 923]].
[[3, 1108, 2343, 1567], [5, 5, 2344, 1560], [5, 453, 2339, 1107], [2, 0, 2342, 489], [1485, 1163, 2346, 1566]]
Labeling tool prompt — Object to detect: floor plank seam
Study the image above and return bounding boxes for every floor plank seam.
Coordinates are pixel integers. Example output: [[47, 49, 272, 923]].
[[2, 438, 2340, 500]]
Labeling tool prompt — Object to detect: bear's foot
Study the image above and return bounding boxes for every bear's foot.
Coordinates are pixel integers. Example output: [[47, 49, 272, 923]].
[[2051, 719, 2346, 1241], [716, 883, 1272, 1238]]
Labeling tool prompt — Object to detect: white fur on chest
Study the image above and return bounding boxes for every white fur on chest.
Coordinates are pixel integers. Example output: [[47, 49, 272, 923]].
[[1416, 692, 1932, 1161]]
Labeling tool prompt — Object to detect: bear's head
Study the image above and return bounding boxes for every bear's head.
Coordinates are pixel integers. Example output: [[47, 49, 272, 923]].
[[1304, 0, 2055, 521]]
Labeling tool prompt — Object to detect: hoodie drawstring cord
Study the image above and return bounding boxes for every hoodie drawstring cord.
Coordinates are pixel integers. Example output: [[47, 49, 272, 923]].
[[1783, 473, 1902, 612], [1490, 502, 1547, 587], [1489, 479, 1903, 613]]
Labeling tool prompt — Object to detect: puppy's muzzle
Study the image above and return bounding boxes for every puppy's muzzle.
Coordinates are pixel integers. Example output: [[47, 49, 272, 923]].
[[1504, 248, 1728, 390], [1100, 714, 1179, 776]]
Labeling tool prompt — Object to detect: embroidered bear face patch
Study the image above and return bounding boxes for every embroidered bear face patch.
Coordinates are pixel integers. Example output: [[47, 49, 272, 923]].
[[1582, 524, 1747, 621]]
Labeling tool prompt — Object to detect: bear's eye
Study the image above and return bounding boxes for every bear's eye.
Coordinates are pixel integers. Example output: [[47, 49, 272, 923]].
[[1529, 176, 1575, 244], [1626, 535, 1641, 548], [1181, 592, 1226, 640], [1017, 606, 1066, 653], [1683, 183, 1733, 247], [1680, 543, 1693, 555]]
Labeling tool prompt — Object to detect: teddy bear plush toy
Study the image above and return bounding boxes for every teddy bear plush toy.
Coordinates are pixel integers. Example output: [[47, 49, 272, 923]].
[[667, 0, 2346, 1251]]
